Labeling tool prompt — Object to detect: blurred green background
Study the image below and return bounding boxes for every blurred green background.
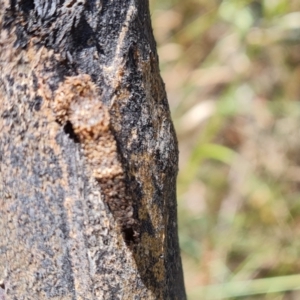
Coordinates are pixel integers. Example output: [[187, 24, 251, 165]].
[[149, 0, 300, 299]]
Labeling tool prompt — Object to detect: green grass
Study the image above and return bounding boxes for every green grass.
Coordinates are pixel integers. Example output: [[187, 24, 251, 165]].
[[189, 274, 300, 299]]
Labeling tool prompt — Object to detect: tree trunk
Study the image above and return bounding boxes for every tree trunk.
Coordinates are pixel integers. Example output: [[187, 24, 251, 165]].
[[0, 0, 186, 299]]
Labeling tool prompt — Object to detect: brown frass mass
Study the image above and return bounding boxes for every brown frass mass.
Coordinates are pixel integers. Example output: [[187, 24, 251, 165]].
[[53, 74, 138, 243]]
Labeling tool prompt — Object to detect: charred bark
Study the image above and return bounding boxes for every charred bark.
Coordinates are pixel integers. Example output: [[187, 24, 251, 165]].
[[0, 0, 186, 299]]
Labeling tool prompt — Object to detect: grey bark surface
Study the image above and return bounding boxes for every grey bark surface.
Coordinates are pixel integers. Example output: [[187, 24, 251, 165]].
[[0, 0, 186, 299]]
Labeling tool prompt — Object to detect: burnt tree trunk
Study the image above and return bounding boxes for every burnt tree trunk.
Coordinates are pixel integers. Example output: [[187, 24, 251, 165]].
[[0, 0, 186, 299]]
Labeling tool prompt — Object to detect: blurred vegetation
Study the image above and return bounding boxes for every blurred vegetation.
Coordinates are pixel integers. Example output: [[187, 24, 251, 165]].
[[149, 0, 300, 299]]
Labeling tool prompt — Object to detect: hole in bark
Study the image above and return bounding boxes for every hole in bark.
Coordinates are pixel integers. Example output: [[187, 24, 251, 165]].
[[0, 283, 4, 289], [63, 121, 80, 143], [72, 17, 94, 49], [123, 227, 135, 245], [19, 0, 34, 13]]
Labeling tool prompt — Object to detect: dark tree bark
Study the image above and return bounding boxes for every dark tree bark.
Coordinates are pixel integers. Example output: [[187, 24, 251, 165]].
[[0, 0, 186, 299]]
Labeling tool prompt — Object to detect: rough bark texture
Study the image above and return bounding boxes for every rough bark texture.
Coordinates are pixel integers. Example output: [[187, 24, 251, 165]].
[[0, 0, 186, 299]]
